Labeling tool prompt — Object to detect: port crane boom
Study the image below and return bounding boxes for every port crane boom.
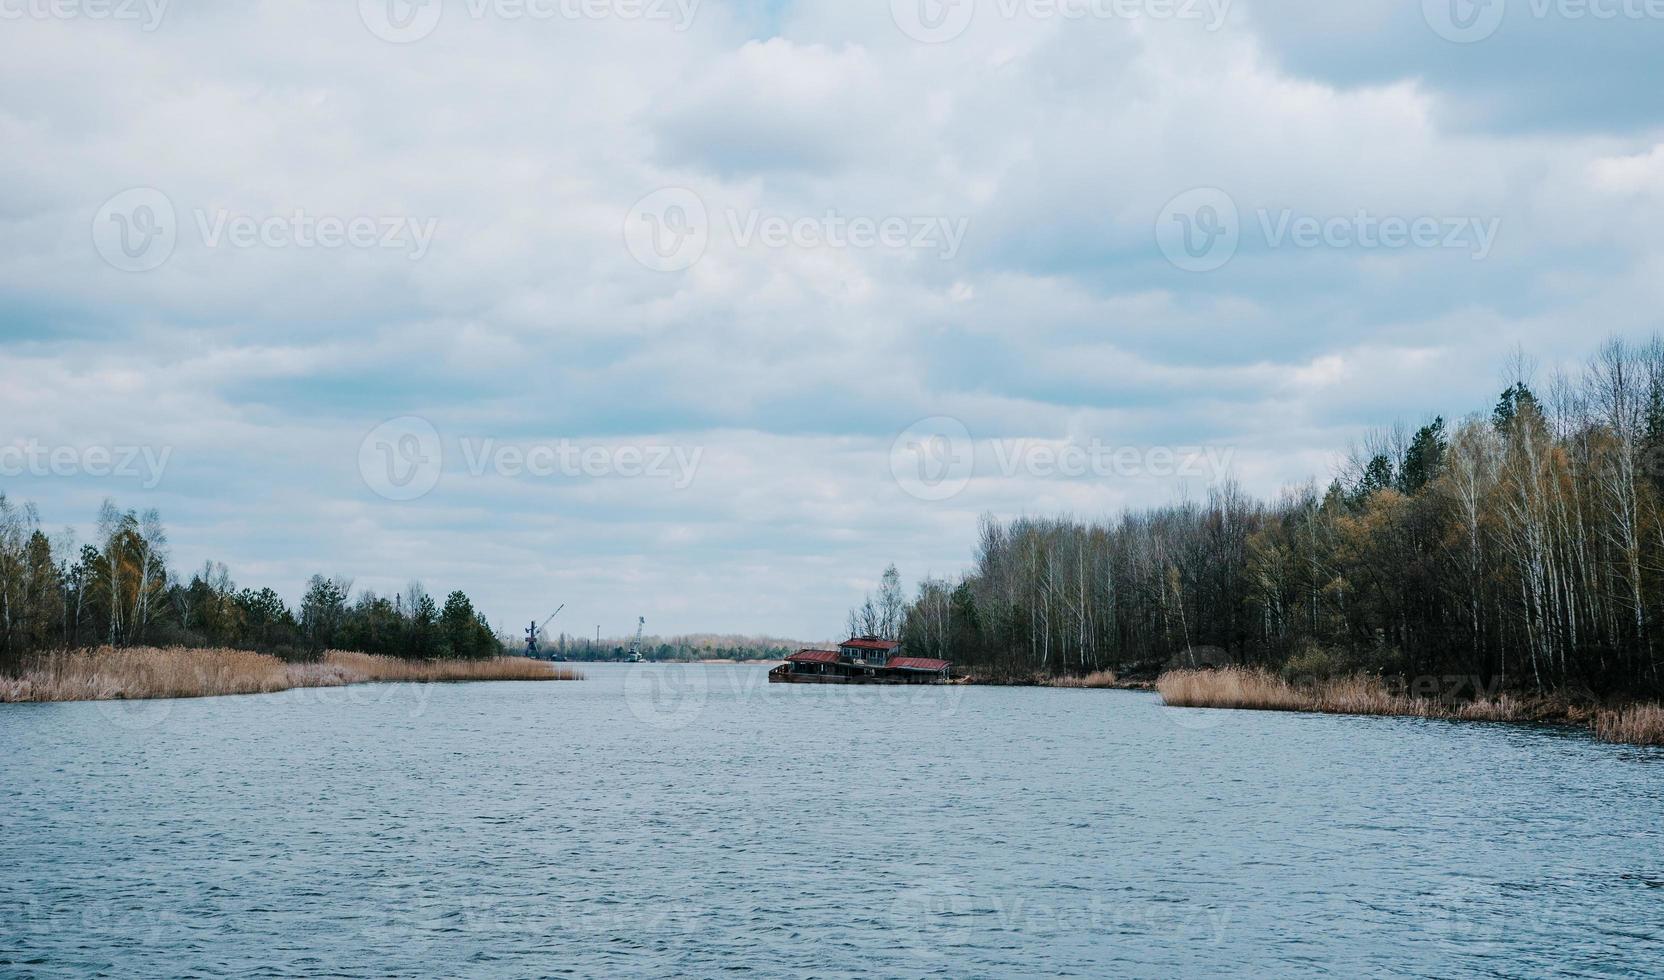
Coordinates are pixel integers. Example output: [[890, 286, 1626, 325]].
[[626, 616, 646, 662], [524, 604, 566, 660]]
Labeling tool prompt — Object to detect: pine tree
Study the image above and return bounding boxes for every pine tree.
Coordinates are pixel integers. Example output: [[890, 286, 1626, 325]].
[[300, 575, 348, 652], [1398, 417, 1448, 495], [440, 590, 479, 660]]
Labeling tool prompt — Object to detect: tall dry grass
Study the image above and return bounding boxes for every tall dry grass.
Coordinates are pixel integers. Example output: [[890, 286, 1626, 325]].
[[1594, 703, 1664, 746], [1044, 670, 1121, 689], [1158, 667, 1524, 721], [0, 646, 581, 703], [317, 651, 581, 684], [0, 647, 292, 702], [1156, 667, 1664, 745]]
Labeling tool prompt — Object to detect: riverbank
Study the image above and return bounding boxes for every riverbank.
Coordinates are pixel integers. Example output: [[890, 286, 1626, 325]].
[[956, 669, 1155, 691], [1156, 667, 1663, 747], [0, 646, 582, 704]]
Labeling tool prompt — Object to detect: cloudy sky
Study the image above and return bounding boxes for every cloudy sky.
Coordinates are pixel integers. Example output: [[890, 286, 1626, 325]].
[[2, 0, 1661, 640]]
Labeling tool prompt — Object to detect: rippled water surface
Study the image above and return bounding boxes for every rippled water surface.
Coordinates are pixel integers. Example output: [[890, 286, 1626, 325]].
[[3, 664, 1662, 977]]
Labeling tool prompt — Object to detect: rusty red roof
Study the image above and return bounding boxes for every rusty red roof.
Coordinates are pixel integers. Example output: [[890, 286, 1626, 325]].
[[888, 657, 951, 672], [841, 637, 901, 651], [787, 649, 842, 664]]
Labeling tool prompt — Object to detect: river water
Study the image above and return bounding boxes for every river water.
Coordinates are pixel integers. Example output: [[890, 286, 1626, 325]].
[[2, 663, 1660, 977]]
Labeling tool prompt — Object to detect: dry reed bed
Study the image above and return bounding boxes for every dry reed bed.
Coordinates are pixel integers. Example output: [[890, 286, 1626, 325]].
[[1157, 667, 1661, 746], [1594, 703, 1664, 746], [0, 646, 581, 703], [1043, 670, 1122, 689]]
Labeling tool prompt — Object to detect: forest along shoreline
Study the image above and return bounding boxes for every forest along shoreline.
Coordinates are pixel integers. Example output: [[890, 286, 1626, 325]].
[[0, 492, 811, 706], [0, 496, 589, 705], [852, 338, 1664, 748], [8, 340, 1664, 745]]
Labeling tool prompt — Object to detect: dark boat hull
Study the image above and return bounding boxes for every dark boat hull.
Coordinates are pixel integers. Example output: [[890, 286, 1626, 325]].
[[767, 664, 947, 685]]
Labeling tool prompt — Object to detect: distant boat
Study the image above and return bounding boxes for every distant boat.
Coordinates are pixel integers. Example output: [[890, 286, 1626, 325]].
[[768, 636, 950, 685]]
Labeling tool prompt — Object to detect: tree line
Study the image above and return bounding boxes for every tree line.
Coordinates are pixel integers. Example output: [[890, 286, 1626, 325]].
[[876, 338, 1664, 697], [541, 633, 800, 663], [0, 499, 502, 668]]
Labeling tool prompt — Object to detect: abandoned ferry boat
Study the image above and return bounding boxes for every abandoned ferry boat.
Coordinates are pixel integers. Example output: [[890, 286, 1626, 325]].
[[768, 636, 952, 684]]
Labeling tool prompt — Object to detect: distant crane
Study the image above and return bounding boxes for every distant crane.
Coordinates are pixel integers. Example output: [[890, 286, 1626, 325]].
[[626, 616, 646, 663], [524, 604, 565, 661]]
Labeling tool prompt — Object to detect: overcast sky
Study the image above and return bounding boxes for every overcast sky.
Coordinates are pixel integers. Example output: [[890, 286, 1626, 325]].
[[2, 0, 1661, 640]]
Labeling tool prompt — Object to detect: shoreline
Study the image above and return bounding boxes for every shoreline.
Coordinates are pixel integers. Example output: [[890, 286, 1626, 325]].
[[8, 650, 1659, 747], [0, 646, 583, 705], [1156, 667, 1663, 747], [947, 665, 1661, 747], [957, 669, 1155, 691]]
